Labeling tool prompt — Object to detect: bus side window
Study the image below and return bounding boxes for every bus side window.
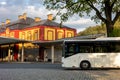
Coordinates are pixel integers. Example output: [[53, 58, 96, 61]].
[[95, 46, 102, 53], [75, 44, 79, 53], [79, 46, 92, 53], [65, 45, 68, 53], [79, 46, 87, 53], [68, 45, 74, 53], [115, 45, 120, 52]]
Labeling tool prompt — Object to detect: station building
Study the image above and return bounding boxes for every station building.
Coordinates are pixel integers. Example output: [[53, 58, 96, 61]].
[[0, 13, 76, 62]]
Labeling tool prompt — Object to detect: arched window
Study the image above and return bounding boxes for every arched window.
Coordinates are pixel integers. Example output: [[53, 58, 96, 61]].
[[57, 31, 63, 39], [22, 32, 25, 39], [27, 31, 32, 40], [10, 32, 14, 38], [47, 31, 53, 40], [34, 30, 39, 40], [67, 32, 72, 37]]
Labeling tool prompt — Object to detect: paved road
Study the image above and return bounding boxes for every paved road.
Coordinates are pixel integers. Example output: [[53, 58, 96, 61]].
[[0, 62, 120, 80]]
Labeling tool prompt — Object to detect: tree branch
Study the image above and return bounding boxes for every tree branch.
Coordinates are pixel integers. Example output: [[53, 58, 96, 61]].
[[86, 0, 106, 23], [65, 1, 81, 9], [111, 0, 117, 8], [104, 0, 112, 21], [113, 11, 120, 24]]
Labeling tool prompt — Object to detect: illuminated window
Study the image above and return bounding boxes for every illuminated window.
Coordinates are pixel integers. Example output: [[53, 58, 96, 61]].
[[10, 32, 14, 38], [22, 32, 25, 39], [27, 31, 32, 40], [6, 28, 10, 35], [5, 28, 10, 37], [67, 32, 72, 37], [34, 30, 39, 40], [57, 32, 63, 39], [47, 31, 53, 40]]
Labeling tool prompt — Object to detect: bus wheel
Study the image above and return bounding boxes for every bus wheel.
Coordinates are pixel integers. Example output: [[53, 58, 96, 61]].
[[80, 61, 91, 70]]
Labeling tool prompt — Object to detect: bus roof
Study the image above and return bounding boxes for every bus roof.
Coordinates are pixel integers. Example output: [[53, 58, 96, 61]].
[[63, 37, 120, 42], [96, 37, 120, 40]]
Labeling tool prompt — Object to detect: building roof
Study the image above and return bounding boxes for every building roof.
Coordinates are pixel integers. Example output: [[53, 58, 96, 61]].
[[26, 19, 75, 30], [8, 17, 34, 25], [6, 17, 34, 30], [32, 34, 106, 46], [0, 17, 75, 32], [0, 27, 6, 33], [0, 17, 34, 32], [0, 36, 30, 45], [33, 37, 120, 47]]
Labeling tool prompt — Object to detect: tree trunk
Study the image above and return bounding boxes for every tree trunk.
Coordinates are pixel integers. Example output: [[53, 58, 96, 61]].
[[106, 22, 114, 37]]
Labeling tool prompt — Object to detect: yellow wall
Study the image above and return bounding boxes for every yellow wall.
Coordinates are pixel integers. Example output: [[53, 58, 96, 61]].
[[44, 28, 55, 40], [0, 26, 75, 41], [19, 28, 40, 41], [10, 32, 14, 38], [57, 29, 64, 39], [65, 30, 74, 38], [18, 28, 40, 49], [0, 34, 5, 36], [0, 28, 14, 38]]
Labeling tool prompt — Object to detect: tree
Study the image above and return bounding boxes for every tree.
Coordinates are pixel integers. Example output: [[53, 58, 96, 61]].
[[44, 0, 120, 37], [77, 25, 106, 36]]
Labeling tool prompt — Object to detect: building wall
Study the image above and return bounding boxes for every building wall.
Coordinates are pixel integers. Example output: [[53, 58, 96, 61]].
[[44, 27, 56, 40], [65, 29, 75, 38], [0, 26, 76, 41], [0, 19, 76, 62], [57, 29, 64, 39], [19, 27, 40, 41]]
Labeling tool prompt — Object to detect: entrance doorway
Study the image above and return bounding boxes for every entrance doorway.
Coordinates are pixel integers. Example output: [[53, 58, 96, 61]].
[[39, 47, 44, 61], [0, 47, 8, 61], [13, 45, 19, 61]]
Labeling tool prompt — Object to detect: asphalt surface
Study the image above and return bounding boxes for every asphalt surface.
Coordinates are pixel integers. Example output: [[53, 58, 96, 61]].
[[0, 62, 120, 80], [0, 62, 61, 69]]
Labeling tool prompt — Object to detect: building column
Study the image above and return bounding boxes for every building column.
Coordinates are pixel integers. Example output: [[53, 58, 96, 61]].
[[8, 45, 11, 62], [21, 43, 24, 62], [51, 45, 55, 63], [44, 49, 47, 62]]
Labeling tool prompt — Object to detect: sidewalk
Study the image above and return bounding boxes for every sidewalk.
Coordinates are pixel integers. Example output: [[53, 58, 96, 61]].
[[0, 61, 62, 64]]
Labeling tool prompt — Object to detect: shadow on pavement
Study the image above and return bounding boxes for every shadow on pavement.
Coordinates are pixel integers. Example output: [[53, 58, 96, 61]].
[[63, 67, 120, 71], [0, 62, 63, 70]]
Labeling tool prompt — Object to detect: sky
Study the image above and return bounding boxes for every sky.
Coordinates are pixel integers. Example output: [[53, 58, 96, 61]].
[[0, 0, 98, 33]]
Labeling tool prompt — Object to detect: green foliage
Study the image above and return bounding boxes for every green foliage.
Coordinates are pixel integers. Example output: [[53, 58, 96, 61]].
[[77, 24, 120, 37], [110, 28, 120, 37], [44, 0, 120, 22], [44, 0, 120, 37], [77, 25, 106, 36], [108, 17, 120, 37]]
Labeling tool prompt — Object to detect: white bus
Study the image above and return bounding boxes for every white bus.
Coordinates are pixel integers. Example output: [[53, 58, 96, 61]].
[[62, 37, 120, 69]]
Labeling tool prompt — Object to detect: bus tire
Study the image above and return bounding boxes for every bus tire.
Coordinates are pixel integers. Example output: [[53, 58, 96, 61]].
[[80, 61, 91, 70]]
